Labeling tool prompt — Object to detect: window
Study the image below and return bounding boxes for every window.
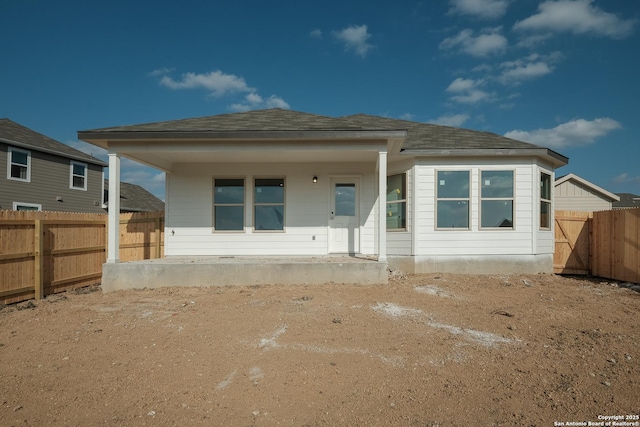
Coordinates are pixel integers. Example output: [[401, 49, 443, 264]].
[[480, 170, 514, 228], [70, 161, 88, 190], [214, 178, 245, 231], [540, 172, 552, 229], [13, 202, 41, 211], [436, 171, 469, 229], [254, 178, 285, 231], [386, 174, 406, 230], [8, 147, 30, 182]]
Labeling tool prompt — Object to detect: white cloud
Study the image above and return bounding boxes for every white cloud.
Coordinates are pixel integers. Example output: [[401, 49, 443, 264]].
[[449, 0, 509, 19], [514, 0, 637, 39], [148, 67, 174, 77], [154, 69, 289, 111], [451, 89, 493, 104], [440, 28, 507, 57], [429, 114, 470, 127], [612, 173, 640, 186], [333, 25, 374, 57], [505, 117, 621, 149], [497, 52, 562, 84], [445, 77, 493, 104], [310, 29, 323, 38], [446, 77, 479, 92], [229, 93, 290, 112], [516, 33, 553, 48], [159, 70, 254, 97]]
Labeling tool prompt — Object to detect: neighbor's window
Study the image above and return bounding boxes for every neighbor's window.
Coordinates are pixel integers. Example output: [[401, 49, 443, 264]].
[[214, 178, 245, 231], [480, 170, 514, 228], [254, 178, 285, 231], [540, 172, 552, 229], [70, 161, 88, 190], [436, 170, 470, 229], [386, 174, 406, 230], [13, 202, 41, 211], [8, 147, 30, 182]]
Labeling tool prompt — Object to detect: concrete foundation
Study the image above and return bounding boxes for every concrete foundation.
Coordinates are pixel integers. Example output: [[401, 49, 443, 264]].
[[101, 256, 388, 293], [387, 254, 554, 275]]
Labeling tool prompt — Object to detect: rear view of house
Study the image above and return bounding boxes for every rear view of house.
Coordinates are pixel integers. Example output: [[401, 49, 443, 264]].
[[78, 109, 568, 290], [1, 118, 106, 213]]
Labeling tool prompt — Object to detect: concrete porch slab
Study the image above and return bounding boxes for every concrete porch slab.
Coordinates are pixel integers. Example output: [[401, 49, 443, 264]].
[[101, 256, 388, 293]]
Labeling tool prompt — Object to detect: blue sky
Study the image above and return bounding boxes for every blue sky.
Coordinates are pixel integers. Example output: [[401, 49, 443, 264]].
[[2, 0, 639, 200]]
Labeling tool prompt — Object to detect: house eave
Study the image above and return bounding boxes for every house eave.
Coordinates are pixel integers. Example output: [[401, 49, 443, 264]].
[[0, 137, 108, 167], [400, 147, 569, 167], [78, 129, 407, 145]]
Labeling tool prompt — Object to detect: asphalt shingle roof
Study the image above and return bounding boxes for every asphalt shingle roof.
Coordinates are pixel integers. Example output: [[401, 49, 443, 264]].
[[1, 118, 106, 165], [340, 114, 542, 150], [105, 180, 165, 212], [81, 108, 552, 152], [613, 193, 640, 209]]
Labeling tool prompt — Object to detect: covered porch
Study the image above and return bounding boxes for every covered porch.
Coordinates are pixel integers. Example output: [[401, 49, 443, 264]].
[[77, 110, 406, 291]]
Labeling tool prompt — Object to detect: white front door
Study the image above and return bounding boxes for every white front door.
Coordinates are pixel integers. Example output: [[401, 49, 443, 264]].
[[329, 178, 360, 254]]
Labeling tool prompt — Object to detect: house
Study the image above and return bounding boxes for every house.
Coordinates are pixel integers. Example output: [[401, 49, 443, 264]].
[[78, 109, 568, 291], [613, 193, 640, 209], [1, 118, 107, 213], [554, 173, 619, 212], [104, 180, 165, 212]]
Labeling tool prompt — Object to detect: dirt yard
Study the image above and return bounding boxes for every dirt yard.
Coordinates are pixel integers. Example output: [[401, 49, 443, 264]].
[[1, 273, 639, 427]]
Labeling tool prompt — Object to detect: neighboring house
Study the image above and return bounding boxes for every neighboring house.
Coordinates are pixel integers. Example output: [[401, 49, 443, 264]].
[[104, 180, 165, 212], [554, 173, 619, 212], [1, 118, 107, 213], [613, 193, 640, 209], [79, 108, 568, 279]]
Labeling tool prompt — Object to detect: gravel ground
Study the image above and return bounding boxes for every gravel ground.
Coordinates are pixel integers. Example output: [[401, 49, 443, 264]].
[[1, 273, 639, 426]]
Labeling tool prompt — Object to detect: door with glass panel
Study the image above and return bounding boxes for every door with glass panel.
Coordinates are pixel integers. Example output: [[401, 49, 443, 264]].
[[329, 178, 360, 254]]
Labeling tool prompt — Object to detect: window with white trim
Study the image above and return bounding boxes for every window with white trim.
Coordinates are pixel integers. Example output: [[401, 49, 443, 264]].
[[436, 170, 470, 229], [213, 178, 245, 231], [8, 147, 30, 182], [13, 202, 41, 211], [254, 178, 285, 231], [540, 172, 552, 229], [480, 170, 514, 228], [386, 173, 406, 230], [70, 161, 88, 190]]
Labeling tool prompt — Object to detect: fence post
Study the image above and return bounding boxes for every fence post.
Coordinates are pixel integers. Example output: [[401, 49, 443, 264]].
[[34, 219, 44, 300]]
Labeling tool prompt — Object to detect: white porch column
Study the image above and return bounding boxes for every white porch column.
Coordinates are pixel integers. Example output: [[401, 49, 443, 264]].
[[378, 150, 387, 262], [107, 152, 120, 263]]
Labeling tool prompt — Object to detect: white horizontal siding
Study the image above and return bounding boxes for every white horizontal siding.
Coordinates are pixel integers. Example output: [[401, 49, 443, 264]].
[[413, 158, 546, 256], [165, 162, 378, 256]]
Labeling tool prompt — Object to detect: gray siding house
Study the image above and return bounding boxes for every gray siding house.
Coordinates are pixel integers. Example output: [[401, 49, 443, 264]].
[[1, 118, 107, 213]]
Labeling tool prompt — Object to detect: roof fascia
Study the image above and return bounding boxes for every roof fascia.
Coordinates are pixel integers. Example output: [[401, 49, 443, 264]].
[[400, 147, 569, 168], [0, 137, 107, 166], [78, 129, 407, 143]]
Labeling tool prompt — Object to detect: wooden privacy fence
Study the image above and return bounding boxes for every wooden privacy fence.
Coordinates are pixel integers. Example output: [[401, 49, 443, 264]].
[[0, 210, 164, 304], [554, 210, 592, 275], [554, 208, 640, 283], [591, 208, 640, 283]]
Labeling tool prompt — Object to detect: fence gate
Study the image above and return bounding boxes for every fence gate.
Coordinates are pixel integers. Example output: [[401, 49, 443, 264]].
[[553, 211, 591, 275]]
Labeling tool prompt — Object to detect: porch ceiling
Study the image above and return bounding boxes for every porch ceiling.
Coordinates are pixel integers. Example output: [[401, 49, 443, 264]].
[[100, 139, 394, 173]]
